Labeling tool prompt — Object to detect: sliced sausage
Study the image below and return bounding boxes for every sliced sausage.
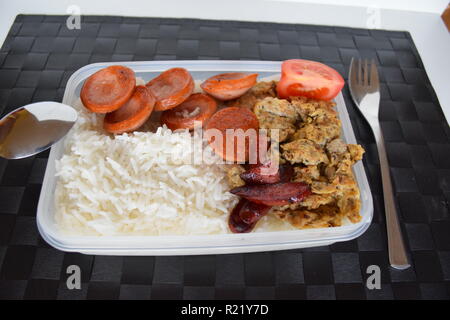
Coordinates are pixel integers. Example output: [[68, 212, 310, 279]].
[[201, 73, 258, 101], [160, 93, 217, 130], [204, 107, 259, 162], [146, 67, 194, 111], [81, 65, 136, 113], [103, 85, 155, 134]]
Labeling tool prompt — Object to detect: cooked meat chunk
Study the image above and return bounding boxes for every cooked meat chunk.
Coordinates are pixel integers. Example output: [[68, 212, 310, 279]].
[[311, 181, 338, 194], [326, 138, 347, 154], [290, 96, 337, 124], [299, 194, 335, 209], [226, 164, 246, 189], [281, 139, 329, 165], [288, 96, 341, 146], [335, 159, 353, 177], [292, 122, 341, 146], [272, 204, 343, 229], [324, 165, 336, 181], [254, 97, 298, 120], [328, 141, 364, 163], [348, 144, 365, 162], [253, 97, 298, 143], [293, 165, 320, 184], [251, 81, 278, 97], [336, 186, 361, 223], [256, 111, 296, 143], [229, 81, 277, 110], [326, 142, 365, 182]]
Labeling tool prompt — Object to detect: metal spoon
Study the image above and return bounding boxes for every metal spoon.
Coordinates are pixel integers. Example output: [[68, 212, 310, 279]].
[[0, 102, 78, 159]]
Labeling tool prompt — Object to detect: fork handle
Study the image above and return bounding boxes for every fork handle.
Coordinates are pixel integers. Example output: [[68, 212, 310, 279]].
[[373, 127, 411, 270]]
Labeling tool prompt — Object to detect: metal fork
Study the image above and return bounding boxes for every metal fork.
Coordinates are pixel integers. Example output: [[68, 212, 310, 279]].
[[349, 58, 410, 270]]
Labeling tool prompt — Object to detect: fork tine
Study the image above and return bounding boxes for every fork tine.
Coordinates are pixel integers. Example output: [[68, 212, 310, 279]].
[[357, 58, 362, 85], [364, 59, 369, 86], [349, 57, 357, 87], [370, 59, 379, 88]]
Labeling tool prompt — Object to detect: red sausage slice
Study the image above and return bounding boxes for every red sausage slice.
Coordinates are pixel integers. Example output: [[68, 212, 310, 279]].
[[201, 73, 258, 101], [228, 199, 271, 233], [80, 65, 136, 113], [103, 85, 155, 134], [204, 107, 259, 162], [160, 93, 217, 131], [240, 162, 294, 185], [146, 68, 194, 111], [230, 182, 312, 206]]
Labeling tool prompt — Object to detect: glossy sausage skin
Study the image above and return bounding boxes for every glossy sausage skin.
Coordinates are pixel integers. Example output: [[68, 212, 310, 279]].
[[146, 68, 194, 111], [240, 162, 294, 185], [228, 199, 271, 233], [201, 73, 258, 101], [81, 65, 136, 113], [230, 182, 311, 206], [103, 85, 155, 134]]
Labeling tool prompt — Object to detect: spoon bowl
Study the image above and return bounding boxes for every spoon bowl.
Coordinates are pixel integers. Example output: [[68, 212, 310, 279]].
[[0, 102, 78, 159]]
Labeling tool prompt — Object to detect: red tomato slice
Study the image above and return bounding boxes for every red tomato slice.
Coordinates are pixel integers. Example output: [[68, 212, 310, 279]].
[[276, 59, 344, 101], [103, 86, 155, 134], [146, 68, 194, 111], [201, 73, 258, 101], [80, 65, 136, 113], [160, 93, 217, 130]]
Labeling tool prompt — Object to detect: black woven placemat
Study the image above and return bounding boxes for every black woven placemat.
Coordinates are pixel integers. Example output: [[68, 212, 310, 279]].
[[0, 14, 449, 300]]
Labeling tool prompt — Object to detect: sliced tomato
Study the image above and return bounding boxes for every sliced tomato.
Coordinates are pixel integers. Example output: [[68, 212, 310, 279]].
[[276, 59, 344, 101], [80, 65, 136, 113], [205, 107, 260, 163], [103, 86, 155, 134], [146, 68, 194, 111], [201, 73, 258, 101], [160, 93, 217, 131]]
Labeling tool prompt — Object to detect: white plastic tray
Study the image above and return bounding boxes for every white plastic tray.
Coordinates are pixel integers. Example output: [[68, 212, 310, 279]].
[[37, 60, 373, 255]]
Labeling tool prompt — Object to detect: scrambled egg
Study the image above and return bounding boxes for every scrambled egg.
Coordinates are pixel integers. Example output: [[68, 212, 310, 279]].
[[253, 97, 298, 142], [229, 81, 278, 110], [226, 164, 246, 189], [226, 81, 365, 229], [281, 139, 329, 165]]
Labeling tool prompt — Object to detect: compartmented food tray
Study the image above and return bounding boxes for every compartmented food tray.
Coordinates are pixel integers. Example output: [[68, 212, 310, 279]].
[[37, 60, 373, 255]]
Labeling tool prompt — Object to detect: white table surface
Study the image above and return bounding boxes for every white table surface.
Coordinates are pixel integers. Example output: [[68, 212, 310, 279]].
[[0, 0, 449, 124]]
